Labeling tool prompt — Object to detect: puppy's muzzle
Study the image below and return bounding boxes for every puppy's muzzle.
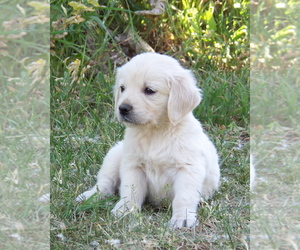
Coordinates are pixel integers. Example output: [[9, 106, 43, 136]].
[[119, 103, 132, 117]]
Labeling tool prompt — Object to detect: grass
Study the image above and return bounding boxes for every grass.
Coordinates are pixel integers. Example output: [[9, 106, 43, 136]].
[[50, 0, 250, 249], [250, 0, 300, 248], [0, 1, 50, 249]]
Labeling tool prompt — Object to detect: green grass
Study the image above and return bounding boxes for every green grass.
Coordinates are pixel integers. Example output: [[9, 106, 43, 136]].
[[250, 0, 300, 248], [50, 0, 250, 249], [195, 67, 249, 127]]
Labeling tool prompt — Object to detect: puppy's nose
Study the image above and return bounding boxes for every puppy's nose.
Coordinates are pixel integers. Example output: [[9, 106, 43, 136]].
[[119, 104, 132, 116]]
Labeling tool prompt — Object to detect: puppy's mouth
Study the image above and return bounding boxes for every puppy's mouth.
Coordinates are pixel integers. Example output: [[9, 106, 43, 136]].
[[120, 115, 139, 124]]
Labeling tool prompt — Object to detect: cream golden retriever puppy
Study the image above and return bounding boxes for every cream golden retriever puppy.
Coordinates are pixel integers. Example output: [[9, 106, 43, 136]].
[[76, 53, 220, 228]]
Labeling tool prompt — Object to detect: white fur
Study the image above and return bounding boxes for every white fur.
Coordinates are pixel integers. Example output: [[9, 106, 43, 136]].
[[76, 53, 220, 228]]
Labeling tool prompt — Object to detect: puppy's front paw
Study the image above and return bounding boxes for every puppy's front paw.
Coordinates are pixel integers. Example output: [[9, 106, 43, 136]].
[[111, 200, 138, 217], [75, 189, 96, 202], [169, 214, 199, 229]]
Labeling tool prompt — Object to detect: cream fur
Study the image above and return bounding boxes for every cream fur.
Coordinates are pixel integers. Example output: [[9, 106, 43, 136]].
[[76, 53, 220, 228]]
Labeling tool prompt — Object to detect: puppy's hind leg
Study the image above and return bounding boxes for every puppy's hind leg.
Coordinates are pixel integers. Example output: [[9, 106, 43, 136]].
[[76, 142, 123, 202]]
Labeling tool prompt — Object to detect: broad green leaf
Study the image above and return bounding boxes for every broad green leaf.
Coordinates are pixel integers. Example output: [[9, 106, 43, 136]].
[[69, 2, 95, 13], [87, 0, 101, 7]]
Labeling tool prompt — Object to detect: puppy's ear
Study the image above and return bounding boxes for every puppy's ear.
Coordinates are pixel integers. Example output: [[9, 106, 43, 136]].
[[168, 70, 201, 125]]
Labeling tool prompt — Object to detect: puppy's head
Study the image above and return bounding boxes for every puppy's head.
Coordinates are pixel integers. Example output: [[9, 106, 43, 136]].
[[114, 53, 201, 126]]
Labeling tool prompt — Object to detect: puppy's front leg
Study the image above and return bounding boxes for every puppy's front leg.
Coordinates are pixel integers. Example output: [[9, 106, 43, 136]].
[[111, 166, 147, 217], [169, 169, 204, 228]]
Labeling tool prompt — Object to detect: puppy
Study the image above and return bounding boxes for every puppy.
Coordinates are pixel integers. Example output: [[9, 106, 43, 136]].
[[76, 53, 220, 228]]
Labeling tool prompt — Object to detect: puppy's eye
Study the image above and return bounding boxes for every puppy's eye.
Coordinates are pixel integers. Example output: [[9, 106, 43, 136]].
[[120, 85, 125, 93], [144, 87, 156, 95]]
